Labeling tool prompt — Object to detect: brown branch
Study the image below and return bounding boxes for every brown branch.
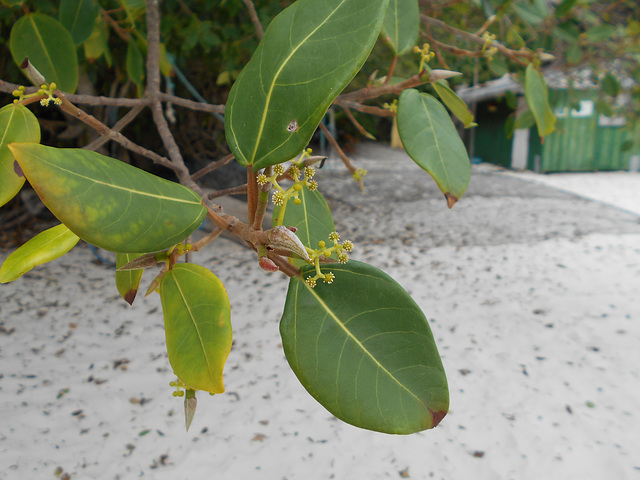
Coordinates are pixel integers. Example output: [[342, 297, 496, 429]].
[[0, 81, 225, 113], [191, 153, 235, 181], [420, 14, 531, 66], [247, 167, 258, 226], [335, 73, 426, 104], [422, 32, 484, 59], [342, 107, 375, 140], [334, 100, 395, 117], [208, 184, 248, 199], [385, 56, 398, 85], [56, 93, 177, 171], [242, 0, 264, 39], [83, 104, 145, 151], [318, 123, 363, 191]]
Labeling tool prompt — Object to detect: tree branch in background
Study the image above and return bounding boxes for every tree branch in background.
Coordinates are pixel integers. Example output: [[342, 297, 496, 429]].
[[242, 0, 264, 39], [83, 104, 145, 151], [191, 153, 236, 181], [318, 122, 364, 192], [420, 14, 532, 66]]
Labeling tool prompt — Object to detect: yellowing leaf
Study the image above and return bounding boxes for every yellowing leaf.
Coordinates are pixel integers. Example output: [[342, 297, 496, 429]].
[[9, 143, 206, 254], [0, 224, 79, 283], [0, 104, 40, 207], [160, 264, 232, 394]]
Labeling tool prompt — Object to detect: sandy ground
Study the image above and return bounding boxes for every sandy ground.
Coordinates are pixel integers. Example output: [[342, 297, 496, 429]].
[[1, 143, 639, 480]]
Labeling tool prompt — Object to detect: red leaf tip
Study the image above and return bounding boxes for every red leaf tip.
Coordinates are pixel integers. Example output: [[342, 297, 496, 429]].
[[431, 410, 447, 428], [445, 193, 458, 209]]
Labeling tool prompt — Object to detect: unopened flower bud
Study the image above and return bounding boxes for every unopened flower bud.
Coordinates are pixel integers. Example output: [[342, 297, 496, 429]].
[[267, 226, 310, 261]]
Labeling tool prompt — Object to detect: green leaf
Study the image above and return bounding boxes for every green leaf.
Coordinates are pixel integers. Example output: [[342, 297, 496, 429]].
[[0, 104, 41, 207], [115, 253, 144, 305], [160, 264, 232, 394], [565, 41, 582, 65], [601, 72, 621, 97], [1, 0, 24, 6], [280, 261, 449, 434], [0, 224, 79, 283], [83, 17, 111, 65], [58, 0, 99, 45], [524, 64, 556, 139], [225, 0, 389, 171], [397, 89, 471, 208], [433, 81, 476, 128], [512, 1, 547, 25], [381, 0, 419, 56], [9, 13, 78, 93], [554, 0, 578, 16], [514, 108, 535, 130], [9, 143, 207, 254], [273, 185, 335, 250], [586, 24, 617, 42], [126, 39, 144, 95]]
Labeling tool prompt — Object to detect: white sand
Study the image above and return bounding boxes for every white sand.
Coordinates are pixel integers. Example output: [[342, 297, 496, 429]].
[[1, 159, 639, 479]]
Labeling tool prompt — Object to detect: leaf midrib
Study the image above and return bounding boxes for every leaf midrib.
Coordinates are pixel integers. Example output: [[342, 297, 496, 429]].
[[248, 0, 349, 164], [19, 148, 201, 205], [302, 279, 426, 407]]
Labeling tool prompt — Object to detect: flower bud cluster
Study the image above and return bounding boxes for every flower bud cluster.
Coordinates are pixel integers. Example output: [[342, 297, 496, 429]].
[[256, 148, 319, 207], [303, 231, 354, 288], [169, 379, 187, 397], [414, 43, 436, 72], [12, 83, 61, 106], [481, 32, 498, 60]]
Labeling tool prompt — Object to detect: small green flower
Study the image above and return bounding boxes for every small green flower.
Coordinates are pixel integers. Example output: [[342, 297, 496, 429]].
[[257, 174, 268, 186], [323, 272, 335, 284], [342, 240, 354, 252], [329, 231, 340, 242], [305, 276, 317, 288], [273, 164, 286, 176]]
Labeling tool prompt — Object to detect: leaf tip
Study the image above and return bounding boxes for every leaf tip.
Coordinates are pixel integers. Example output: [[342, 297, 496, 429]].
[[445, 193, 458, 209], [124, 289, 138, 305], [431, 409, 447, 428]]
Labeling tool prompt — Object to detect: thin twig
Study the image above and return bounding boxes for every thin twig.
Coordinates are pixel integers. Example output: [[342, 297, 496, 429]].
[[83, 104, 145, 150], [242, 0, 264, 39], [56, 93, 177, 171], [318, 122, 363, 191], [0, 80, 225, 113], [420, 14, 531, 66], [343, 107, 375, 140], [208, 184, 248, 199], [191, 153, 235, 181]]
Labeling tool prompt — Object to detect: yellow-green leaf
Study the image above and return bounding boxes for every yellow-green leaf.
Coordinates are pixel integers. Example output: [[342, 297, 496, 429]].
[[160, 264, 232, 394], [0, 104, 41, 207], [115, 253, 144, 305], [9, 143, 206, 254], [524, 64, 556, 139], [432, 81, 476, 128], [0, 224, 79, 283]]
